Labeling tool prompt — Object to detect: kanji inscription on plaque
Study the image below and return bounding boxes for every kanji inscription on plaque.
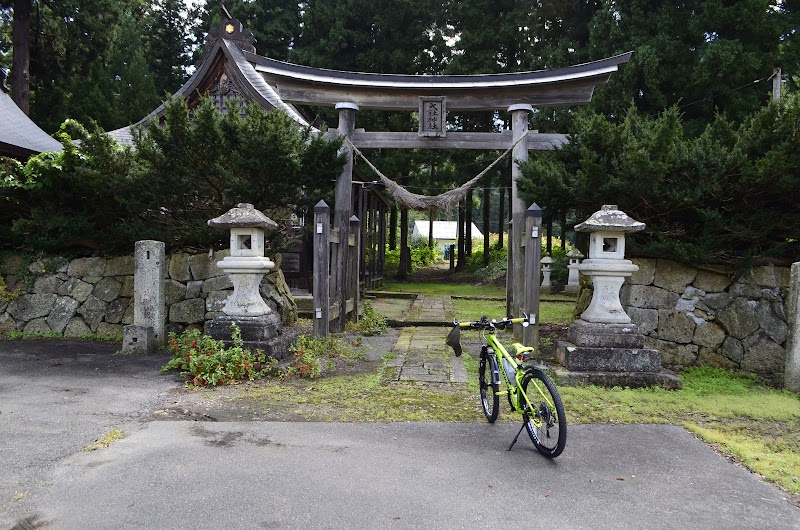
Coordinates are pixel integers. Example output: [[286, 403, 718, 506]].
[[419, 96, 446, 137]]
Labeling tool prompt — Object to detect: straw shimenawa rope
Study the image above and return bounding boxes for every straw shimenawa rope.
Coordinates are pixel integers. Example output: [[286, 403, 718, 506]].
[[344, 132, 528, 212]]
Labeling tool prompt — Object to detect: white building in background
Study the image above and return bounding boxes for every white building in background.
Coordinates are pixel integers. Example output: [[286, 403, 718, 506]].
[[411, 221, 484, 253]]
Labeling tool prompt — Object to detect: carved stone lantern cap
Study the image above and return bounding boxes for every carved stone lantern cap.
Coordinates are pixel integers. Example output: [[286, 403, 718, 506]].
[[207, 203, 278, 230], [574, 205, 645, 233], [541, 255, 554, 264], [566, 248, 585, 258]]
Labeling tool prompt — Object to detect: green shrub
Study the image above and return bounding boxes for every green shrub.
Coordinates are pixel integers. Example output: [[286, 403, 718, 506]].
[[0, 277, 21, 302], [384, 236, 441, 276], [286, 334, 363, 378], [287, 335, 323, 378], [346, 300, 388, 336], [161, 324, 278, 386]]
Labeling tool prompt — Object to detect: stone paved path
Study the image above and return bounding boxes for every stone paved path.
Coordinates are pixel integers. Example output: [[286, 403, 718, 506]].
[[381, 295, 467, 384]]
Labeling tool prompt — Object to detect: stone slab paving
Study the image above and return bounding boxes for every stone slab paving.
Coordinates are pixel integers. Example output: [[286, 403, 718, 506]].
[[384, 295, 467, 384]]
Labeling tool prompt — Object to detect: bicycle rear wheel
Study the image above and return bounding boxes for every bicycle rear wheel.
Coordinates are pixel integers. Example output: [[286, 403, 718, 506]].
[[478, 351, 499, 422], [520, 368, 566, 458]]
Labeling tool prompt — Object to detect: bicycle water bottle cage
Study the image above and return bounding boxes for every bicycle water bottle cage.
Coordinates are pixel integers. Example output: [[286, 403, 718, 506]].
[[512, 343, 535, 361]]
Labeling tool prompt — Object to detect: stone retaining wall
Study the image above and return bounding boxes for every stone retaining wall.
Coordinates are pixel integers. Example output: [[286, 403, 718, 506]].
[[0, 251, 296, 340], [618, 259, 790, 385]]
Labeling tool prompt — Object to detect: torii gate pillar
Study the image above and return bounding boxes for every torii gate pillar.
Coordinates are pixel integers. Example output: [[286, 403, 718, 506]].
[[333, 102, 359, 332], [508, 104, 533, 339]]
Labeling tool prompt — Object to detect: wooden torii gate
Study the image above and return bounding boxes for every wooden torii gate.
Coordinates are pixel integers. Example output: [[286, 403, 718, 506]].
[[249, 50, 632, 337]]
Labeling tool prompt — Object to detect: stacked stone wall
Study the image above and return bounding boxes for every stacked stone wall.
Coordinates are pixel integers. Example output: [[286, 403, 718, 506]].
[[0, 251, 296, 340], [618, 259, 790, 385]]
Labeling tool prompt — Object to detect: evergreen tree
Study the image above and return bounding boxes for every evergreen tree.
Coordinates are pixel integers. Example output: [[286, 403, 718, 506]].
[[147, 0, 190, 95], [192, 0, 300, 61], [110, 6, 160, 127], [27, 0, 130, 131], [518, 97, 800, 266], [587, 0, 785, 130]]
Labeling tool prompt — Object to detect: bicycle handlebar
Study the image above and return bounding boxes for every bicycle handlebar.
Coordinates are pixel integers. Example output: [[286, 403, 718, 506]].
[[456, 315, 529, 331]]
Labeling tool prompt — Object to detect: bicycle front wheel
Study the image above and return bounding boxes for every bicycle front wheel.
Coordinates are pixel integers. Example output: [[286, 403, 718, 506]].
[[520, 368, 566, 458], [478, 353, 499, 422]]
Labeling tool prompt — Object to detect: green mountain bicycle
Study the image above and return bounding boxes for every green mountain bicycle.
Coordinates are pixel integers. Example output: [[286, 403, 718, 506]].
[[447, 315, 567, 458]]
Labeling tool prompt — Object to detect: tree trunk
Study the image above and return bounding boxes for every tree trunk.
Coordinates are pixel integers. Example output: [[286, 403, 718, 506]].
[[456, 200, 465, 270], [389, 205, 397, 251], [546, 216, 553, 255], [428, 210, 434, 248], [498, 186, 505, 248], [398, 206, 410, 279], [11, 0, 32, 114], [465, 189, 473, 255], [483, 187, 490, 266]]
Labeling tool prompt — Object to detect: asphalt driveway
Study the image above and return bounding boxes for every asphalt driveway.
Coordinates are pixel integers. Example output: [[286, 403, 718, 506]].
[[1, 340, 798, 529]]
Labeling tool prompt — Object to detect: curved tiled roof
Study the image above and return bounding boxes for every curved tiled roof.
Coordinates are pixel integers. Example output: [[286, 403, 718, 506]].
[[250, 52, 632, 90], [107, 15, 631, 142]]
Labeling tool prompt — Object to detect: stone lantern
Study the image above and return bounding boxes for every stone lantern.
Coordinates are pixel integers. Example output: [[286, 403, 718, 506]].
[[554, 205, 679, 389], [564, 248, 584, 294], [574, 204, 643, 323], [540, 254, 553, 291], [204, 203, 286, 352]]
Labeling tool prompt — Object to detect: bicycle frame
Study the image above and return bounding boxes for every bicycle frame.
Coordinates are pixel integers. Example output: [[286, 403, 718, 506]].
[[483, 330, 555, 417], [449, 315, 567, 457]]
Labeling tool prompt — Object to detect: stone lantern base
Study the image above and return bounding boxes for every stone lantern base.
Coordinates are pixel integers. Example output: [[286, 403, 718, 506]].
[[204, 314, 296, 360], [554, 319, 682, 389]]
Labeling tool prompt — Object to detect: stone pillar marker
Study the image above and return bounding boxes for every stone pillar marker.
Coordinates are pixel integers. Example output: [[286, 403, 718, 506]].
[[122, 240, 165, 354], [204, 203, 293, 357], [555, 205, 680, 389], [786, 262, 800, 392], [564, 248, 584, 294]]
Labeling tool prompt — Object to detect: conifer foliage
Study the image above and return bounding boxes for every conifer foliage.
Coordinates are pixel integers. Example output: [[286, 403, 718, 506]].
[[0, 99, 344, 254]]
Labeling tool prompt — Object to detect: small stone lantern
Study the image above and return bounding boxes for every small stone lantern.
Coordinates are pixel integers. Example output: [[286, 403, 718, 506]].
[[564, 248, 584, 293], [574, 205, 644, 324], [204, 203, 288, 354], [208, 203, 278, 317], [554, 205, 679, 389], [540, 254, 553, 290]]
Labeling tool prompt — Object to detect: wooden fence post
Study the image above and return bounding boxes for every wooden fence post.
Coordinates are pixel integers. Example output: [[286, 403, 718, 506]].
[[523, 203, 543, 348], [506, 219, 513, 318], [313, 200, 330, 338], [349, 215, 361, 323]]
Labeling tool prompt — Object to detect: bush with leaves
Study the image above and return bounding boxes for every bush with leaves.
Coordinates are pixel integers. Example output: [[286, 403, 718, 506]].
[[346, 300, 388, 336], [520, 97, 800, 267], [126, 97, 344, 252], [0, 98, 344, 255], [161, 324, 278, 386]]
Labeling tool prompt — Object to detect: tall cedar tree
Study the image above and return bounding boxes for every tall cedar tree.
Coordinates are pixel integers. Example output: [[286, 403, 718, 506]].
[[192, 0, 300, 61]]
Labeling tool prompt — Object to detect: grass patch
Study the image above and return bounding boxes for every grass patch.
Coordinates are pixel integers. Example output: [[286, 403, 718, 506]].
[[236, 362, 482, 423], [227, 360, 800, 496], [452, 298, 575, 324], [3, 330, 121, 341], [381, 280, 505, 298], [82, 428, 126, 451], [558, 366, 800, 495]]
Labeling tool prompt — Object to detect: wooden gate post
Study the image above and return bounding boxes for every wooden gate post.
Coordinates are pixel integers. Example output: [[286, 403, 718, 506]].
[[313, 200, 330, 338], [508, 104, 533, 339], [523, 203, 543, 347], [348, 215, 361, 323], [333, 102, 358, 332]]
